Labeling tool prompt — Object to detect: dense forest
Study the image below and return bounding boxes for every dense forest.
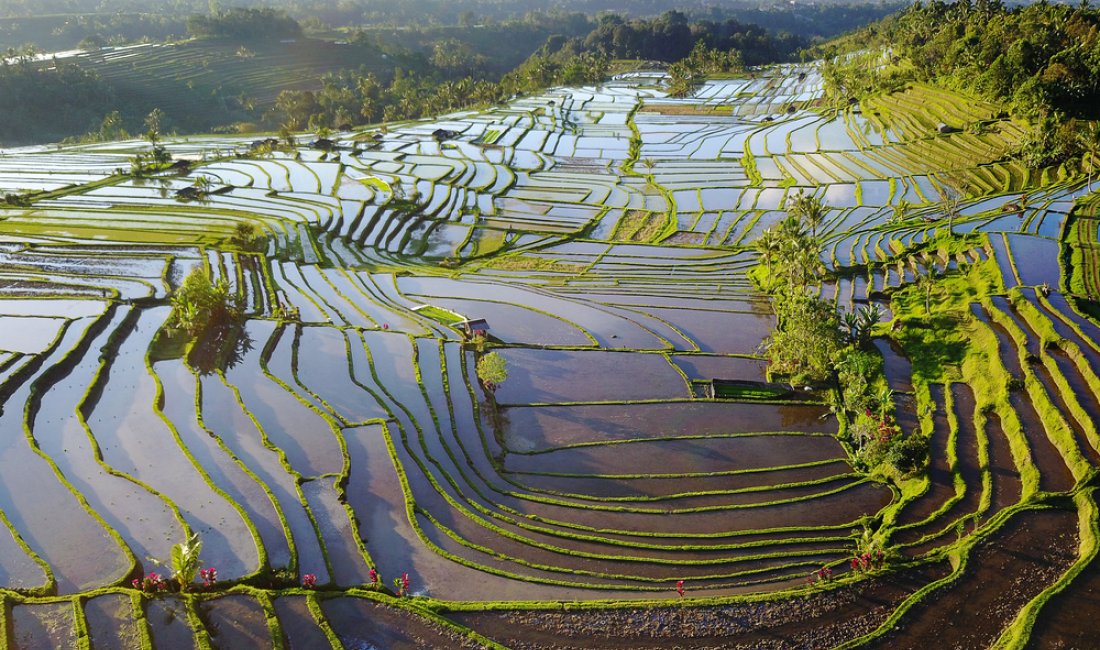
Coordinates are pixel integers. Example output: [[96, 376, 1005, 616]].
[[0, 1, 902, 52], [185, 8, 303, 41], [577, 12, 800, 65], [0, 49, 114, 144], [268, 11, 804, 132], [0, 7, 812, 146], [0, 0, 900, 27]]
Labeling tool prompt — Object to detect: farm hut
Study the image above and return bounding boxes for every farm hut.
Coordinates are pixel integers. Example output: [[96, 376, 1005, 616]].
[[454, 318, 491, 339], [174, 186, 201, 201]]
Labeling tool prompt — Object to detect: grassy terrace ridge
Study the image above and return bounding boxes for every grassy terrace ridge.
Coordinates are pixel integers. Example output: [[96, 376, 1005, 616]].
[[1, 46, 1100, 647]]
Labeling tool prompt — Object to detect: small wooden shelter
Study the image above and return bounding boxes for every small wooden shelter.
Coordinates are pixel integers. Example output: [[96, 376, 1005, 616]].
[[454, 318, 490, 339]]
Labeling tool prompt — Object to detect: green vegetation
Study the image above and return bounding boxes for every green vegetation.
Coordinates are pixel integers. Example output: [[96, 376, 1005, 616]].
[[764, 290, 844, 386], [753, 193, 937, 479], [821, 1, 1100, 172], [666, 41, 744, 97], [0, 46, 115, 145], [707, 381, 790, 400], [127, 108, 171, 175], [611, 210, 668, 243], [227, 221, 266, 252], [475, 351, 508, 390], [185, 8, 302, 42], [3, 3, 1100, 645], [168, 267, 241, 340], [168, 533, 204, 592], [0, 3, 825, 145], [754, 199, 845, 386], [579, 11, 797, 66]]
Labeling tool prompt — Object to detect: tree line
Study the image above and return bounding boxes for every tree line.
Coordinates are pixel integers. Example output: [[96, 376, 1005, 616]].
[[268, 12, 804, 131], [272, 50, 609, 131], [0, 1, 903, 42], [185, 8, 302, 41], [579, 11, 802, 66], [0, 5, 831, 145], [0, 47, 115, 144]]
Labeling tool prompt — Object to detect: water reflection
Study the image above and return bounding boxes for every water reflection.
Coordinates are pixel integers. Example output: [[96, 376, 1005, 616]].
[[187, 321, 253, 376]]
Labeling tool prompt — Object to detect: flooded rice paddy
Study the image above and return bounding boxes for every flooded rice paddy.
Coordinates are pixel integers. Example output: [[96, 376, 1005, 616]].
[[0, 61, 1097, 646]]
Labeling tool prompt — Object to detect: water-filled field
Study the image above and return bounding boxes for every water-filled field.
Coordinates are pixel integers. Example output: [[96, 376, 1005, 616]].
[[0, 62, 1099, 647]]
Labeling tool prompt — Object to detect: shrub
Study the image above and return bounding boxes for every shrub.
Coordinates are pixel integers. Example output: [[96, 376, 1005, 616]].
[[169, 267, 241, 339], [887, 434, 928, 475], [764, 292, 844, 385], [476, 351, 509, 390], [228, 221, 266, 252], [170, 533, 203, 592]]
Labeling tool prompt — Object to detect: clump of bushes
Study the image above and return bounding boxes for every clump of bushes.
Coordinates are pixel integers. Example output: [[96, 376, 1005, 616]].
[[835, 348, 927, 475], [169, 267, 242, 339], [754, 194, 928, 477]]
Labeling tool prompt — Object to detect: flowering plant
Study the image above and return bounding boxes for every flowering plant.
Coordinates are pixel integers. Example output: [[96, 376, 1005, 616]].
[[132, 572, 169, 594]]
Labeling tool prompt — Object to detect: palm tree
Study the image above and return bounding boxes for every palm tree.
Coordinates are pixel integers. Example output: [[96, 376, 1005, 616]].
[[936, 180, 963, 235], [754, 227, 781, 272], [916, 257, 939, 315], [891, 199, 911, 223], [754, 228, 782, 291], [278, 123, 296, 148], [789, 191, 827, 239]]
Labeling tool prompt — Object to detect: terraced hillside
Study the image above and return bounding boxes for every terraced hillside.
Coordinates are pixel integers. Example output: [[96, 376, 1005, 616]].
[[61, 38, 399, 131], [0, 62, 1098, 648]]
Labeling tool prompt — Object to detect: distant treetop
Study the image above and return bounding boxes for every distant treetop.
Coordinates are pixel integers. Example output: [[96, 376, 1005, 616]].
[[185, 8, 302, 42]]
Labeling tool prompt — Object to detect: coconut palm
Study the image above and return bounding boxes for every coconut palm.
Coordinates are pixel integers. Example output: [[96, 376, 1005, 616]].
[[782, 235, 823, 290], [754, 227, 782, 274], [891, 199, 911, 223], [916, 257, 939, 315], [936, 180, 963, 235], [789, 190, 827, 239]]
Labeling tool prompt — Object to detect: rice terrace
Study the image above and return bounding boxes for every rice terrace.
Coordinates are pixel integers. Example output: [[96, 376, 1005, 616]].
[[3, 2, 1100, 647]]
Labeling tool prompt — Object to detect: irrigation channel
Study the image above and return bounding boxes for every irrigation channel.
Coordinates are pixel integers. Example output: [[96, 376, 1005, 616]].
[[0, 63, 1098, 647]]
